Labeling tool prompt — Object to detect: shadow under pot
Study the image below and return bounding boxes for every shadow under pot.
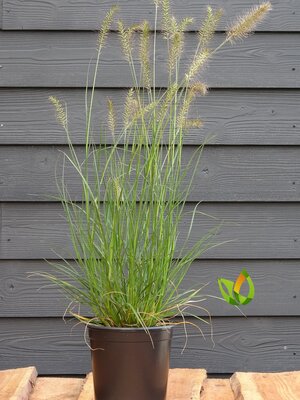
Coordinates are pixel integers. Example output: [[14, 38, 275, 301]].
[[88, 324, 173, 400]]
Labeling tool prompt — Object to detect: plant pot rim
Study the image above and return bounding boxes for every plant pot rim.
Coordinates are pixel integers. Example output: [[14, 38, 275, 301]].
[[87, 324, 174, 333]]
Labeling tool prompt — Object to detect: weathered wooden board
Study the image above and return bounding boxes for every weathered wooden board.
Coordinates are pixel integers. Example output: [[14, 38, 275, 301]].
[[0, 1, 2, 30], [0, 259, 299, 318], [201, 378, 234, 400], [1, 89, 299, 145], [0, 317, 299, 374], [1, 202, 299, 259], [230, 371, 300, 400], [166, 368, 206, 399], [2, 0, 297, 31], [0, 32, 298, 88], [26, 370, 207, 400], [1, 145, 299, 202], [0, 366, 37, 400], [77, 373, 93, 400], [29, 377, 84, 400]]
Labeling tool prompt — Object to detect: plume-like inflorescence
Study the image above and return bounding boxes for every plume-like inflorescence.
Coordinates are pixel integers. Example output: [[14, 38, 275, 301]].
[[161, 0, 177, 39], [178, 17, 194, 32], [184, 119, 204, 129], [118, 21, 138, 62], [49, 96, 68, 131], [168, 16, 194, 73], [177, 89, 197, 129], [158, 83, 179, 119], [123, 88, 139, 128], [98, 6, 119, 49], [107, 99, 116, 135], [227, 2, 272, 42], [199, 6, 223, 48], [185, 49, 210, 82], [168, 31, 184, 73], [140, 21, 151, 89], [190, 82, 208, 96]]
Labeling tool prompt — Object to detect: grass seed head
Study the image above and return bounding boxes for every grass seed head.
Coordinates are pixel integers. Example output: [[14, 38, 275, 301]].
[[190, 82, 208, 96], [49, 96, 68, 131], [98, 6, 118, 49], [107, 99, 116, 136], [123, 89, 139, 128], [118, 20, 136, 62], [199, 6, 223, 48], [184, 119, 204, 129], [140, 21, 151, 89], [162, 0, 178, 38], [177, 89, 197, 129], [227, 2, 272, 42], [169, 31, 184, 72], [178, 17, 194, 32], [185, 49, 210, 82]]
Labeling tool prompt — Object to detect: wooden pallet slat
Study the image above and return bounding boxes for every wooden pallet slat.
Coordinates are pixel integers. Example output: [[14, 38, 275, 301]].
[[1, 367, 300, 399], [166, 369, 206, 399], [230, 371, 300, 400], [77, 373, 93, 400], [29, 377, 84, 400], [0, 366, 37, 400], [200, 378, 235, 399]]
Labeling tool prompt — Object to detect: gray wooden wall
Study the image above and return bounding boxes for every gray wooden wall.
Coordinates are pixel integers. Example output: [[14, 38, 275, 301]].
[[0, 0, 300, 375]]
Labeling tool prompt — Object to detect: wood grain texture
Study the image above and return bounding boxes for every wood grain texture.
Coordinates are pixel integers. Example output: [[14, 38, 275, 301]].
[[0, 1, 2, 30], [0, 89, 299, 145], [0, 32, 298, 88], [1, 145, 300, 202], [1, 202, 300, 260], [77, 373, 93, 400], [0, 317, 299, 374], [29, 377, 84, 400], [200, 379, 234, 400], [166, 369, 206, 400], [230, 371, 300, 400], [2, 0, 298, 31], [0, 260, 299, 318], [0, 366, 37, 400], [0, 203, 300, 259]]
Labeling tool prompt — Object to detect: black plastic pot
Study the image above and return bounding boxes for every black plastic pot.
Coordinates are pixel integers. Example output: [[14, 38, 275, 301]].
[[88, 324, 173, 400]]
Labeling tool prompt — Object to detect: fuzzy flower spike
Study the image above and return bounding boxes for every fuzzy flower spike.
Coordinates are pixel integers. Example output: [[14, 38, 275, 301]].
[[227, 2, 272, 42]]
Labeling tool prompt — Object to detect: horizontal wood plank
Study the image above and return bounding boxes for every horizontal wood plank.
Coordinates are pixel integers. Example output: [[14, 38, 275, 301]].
[[1, 145, 300, 202], [77, 374, 93, 400], [1, 202, 300, 259], [1, 89, 299, 145], [0, 259, 299, 318], [201, 379, 234, 400], [30, 377, 84, 400], [2, 0, 297, 31], [0, 32, 298, 88], [166, 369, 206, 400], [0, 366, 37, 400], [0, 1, 2, 30], [230, 371, 300, 400], [0, 317, 299, 374]]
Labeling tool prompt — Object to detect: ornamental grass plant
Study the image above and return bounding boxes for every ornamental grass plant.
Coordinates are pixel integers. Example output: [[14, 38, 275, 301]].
[[47, 1, 271, 331]]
